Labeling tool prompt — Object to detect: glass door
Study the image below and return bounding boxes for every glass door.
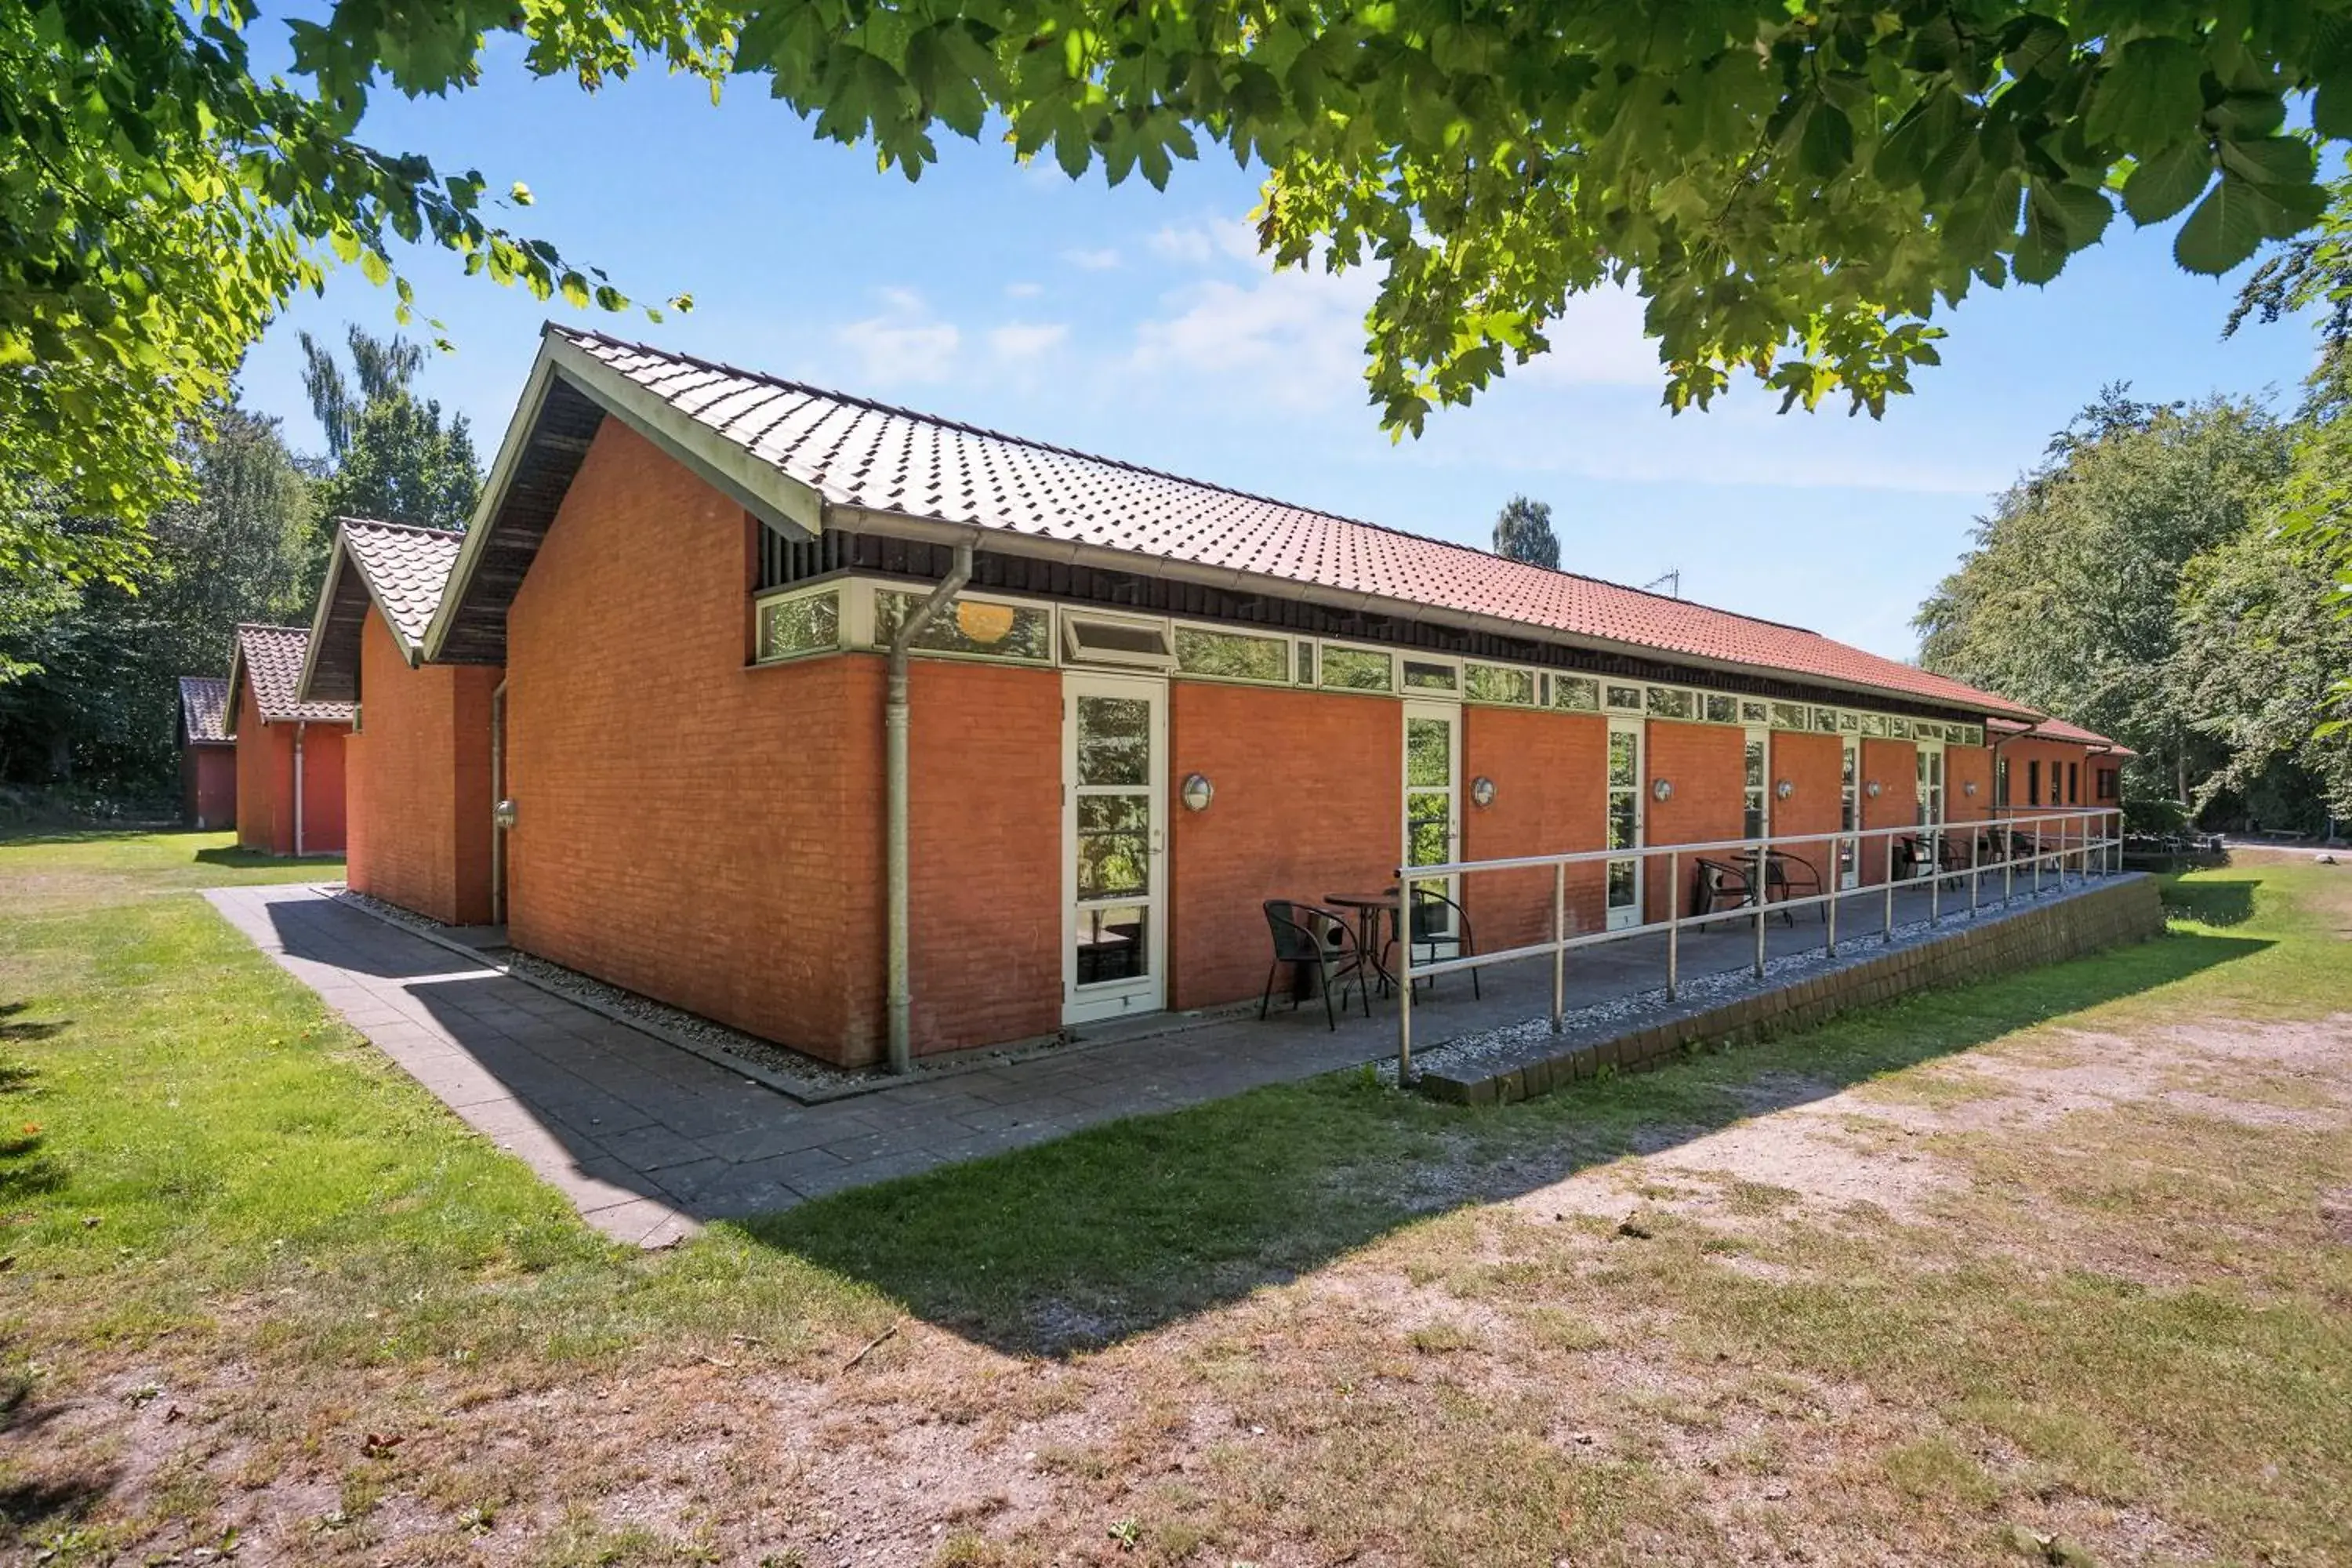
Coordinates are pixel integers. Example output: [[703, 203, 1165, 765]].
[[1403, 702, 1461, 935], [1606, 717, 1643, 930], [1915, 739, 1945, 877], [1062, 673, 1167, 1024], [1838, 734, 1860, 888]]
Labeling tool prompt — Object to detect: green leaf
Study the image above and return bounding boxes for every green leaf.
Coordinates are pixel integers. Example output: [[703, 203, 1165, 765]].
[[509, 181, 533, 205], [2217, 136, 2315, 188], [2122, 141, 2212, 224], [558, 270, 590, 308], [1798, 100, 1854, 178], [2085, 38, 2205, 154], [359, 250, 390, 286], [2174, 176, 2269, 273], [2315, 76, 2352, 142]]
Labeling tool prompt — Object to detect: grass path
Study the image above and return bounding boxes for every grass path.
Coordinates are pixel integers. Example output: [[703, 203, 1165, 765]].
[[2, 832, 2347, 1566]]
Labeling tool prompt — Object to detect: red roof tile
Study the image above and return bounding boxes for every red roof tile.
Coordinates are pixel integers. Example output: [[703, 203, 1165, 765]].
[[339, 518, 464, 648], [229, 624, 354, 727], [177, 676, 230, 745], [1989, 714, 2135, 755], [557, 329, 2038, 718]]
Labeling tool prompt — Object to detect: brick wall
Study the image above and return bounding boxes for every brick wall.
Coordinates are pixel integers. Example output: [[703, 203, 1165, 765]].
[[503, 419, 1059, 1066], [1643, 719, 1744, 919], [1169, 683, 1401, 1010], [183, 744, 235, 829], [346, 608, 502, 925], [1945, 743, 1994, 828], [1423, 873, 2167, 1105], [1461, 706, 1608, 948], [1858, 737, 1918, 884], [1768, 730, 1845, 884], [234, 687, 288, 854]]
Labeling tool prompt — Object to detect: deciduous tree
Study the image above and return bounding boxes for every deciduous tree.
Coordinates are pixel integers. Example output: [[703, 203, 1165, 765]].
[[1491, 495, 1560, 570], [300, 328, 481, 532]]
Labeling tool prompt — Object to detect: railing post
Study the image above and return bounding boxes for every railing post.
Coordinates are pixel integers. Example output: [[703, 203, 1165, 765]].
[[1667, 849, 1681, 1000], [2033, 821, 2042, 898], [1753, 837, 1768, 978], [1882, 842, 1894, 945], [1929, 835, 1941, 925], [2004, 822, 2014, 906], [1968, 822, 1980, 920], [1826, 855, 1838, 957], [1550, 860, 1566, 1034], [1396, 877, 1414, 1083]]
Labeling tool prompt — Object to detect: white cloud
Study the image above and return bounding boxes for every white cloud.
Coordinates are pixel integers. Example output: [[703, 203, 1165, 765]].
[[1062, 247, 1122, 270], [1512, 285, 1666, 387], [1132, 267, 1377, 410], [989, 321, 1069, 361], [1148, 219, 1264, 267], [833, 290, 959, 386], [1004, 281, 1044, 299]]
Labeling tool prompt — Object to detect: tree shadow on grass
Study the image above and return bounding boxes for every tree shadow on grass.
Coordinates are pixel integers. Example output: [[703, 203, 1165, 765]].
[[744, 928, 2269, 1358], [0, 1002, 67, 1047], [193, 845, 341, 870], [2158, 878, 2261, 928]]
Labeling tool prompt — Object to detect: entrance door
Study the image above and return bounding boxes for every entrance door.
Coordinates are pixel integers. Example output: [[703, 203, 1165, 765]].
[[1606, 717, 1643, 930], [1403, 701, 1461, 933], [1063, 673, 1167, 1024], [489, 681, 508, 924], [1838, 734, 1860, 889], [1915, 739, 1945, 876]]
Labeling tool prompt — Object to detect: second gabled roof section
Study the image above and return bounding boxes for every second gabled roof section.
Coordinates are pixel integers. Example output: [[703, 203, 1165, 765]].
[[427, 324, 2039, 720], [227, 624, 354, 732], [299, 517, 469, 703]]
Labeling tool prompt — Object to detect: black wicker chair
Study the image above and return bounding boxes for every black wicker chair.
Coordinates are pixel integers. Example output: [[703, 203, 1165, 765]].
[[1384, 886, 1479, 1000], [1762, 849, 1823, 924], [1693, 857, 1757, 916], [1259, 900, 1374, 1030]]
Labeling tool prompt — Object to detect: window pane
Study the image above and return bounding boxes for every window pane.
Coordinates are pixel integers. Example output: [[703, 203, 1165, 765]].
[[1074, 903, 1149, 985], [756, 589, 839, 660], [1406, 717, 1452, 787], [1770, 702, 1806, 730], [1605, 684, 1643, 711], [1838, 710, 1860, 731], [1320, 647, 1393, 691], [1174, 626, 1289, 682], [1075, 795, 1150, 897], [1744, 799, 1766, 839], [1607, 729, 1637, 786], [1646, 686, 1694, 720], [1296, 641, 1316, 684], [1553, 675, 1600, 712], [1607, 796, 1637, 851], [1889, 717, 1912, 739], [1860, 713, 1888, 737], [1740, 699, 1770, 724], [1744, 737, 1766, 789], [1703, 693, 1738, 724], [1406, 790, 1451, 866], [1813, 706, 1838, 732], [1402, 659, 1457, 691], [874, 590, 1051, 659], [1606, 858, 1636, 908], [1076, 696, 1150, 786], [1465, 662, 1535, 705]]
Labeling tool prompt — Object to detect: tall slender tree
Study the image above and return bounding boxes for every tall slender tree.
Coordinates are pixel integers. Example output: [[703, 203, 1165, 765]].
[[299, 328, 481, 531]]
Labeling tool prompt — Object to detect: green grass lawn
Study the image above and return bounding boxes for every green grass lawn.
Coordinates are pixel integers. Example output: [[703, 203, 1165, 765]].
[[2, 829, 2347, 1566]]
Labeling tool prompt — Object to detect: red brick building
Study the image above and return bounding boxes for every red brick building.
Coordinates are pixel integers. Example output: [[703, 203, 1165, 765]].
[[176, 675, 237, 829], [298, 519, 503, 926], [225, 624, 351, 857], [405, 326, 2125, 1070]]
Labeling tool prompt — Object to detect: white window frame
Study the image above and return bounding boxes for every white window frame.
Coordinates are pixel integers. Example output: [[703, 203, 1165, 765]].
[[1061, 608, 1177, 671]]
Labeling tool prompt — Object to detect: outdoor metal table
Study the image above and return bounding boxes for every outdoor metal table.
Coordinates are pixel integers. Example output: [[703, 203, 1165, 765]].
[[1324, 890, 1400, 993]]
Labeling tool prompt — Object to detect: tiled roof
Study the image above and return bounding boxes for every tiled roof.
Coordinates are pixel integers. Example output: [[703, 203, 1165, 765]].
[[551, 328, 2038, 718], [341, 518, 464, 648], [229, 624, 354, 726], [177, 676, 230, 745], [1990, 713, 2134, 755]]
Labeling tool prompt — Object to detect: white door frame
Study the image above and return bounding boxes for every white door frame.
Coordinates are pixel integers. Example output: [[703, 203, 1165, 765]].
[[1914, 737, 1946, 877], [1838, 732, 1861, 889], [1606, 717, 1644, 930], [1401, 699, 1464, 934], [1062, 672, 1168, 1024]]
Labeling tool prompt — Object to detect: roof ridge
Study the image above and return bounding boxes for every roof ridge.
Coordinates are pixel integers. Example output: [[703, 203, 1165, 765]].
[[336, 514, 464, 541], [554, 325, 1824, 640], [236, 622, 310, 634]]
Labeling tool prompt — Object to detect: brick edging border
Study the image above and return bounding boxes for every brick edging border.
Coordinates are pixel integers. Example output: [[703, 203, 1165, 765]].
[[1415, 874, 2168, 1106]]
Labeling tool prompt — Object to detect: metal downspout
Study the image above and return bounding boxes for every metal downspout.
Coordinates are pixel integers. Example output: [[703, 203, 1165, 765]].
[[292, 724, 306, 858], [885, 543, 975, 1073]]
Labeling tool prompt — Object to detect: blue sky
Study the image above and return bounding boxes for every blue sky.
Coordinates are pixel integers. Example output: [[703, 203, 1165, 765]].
[[241, 54, 2323, 658]]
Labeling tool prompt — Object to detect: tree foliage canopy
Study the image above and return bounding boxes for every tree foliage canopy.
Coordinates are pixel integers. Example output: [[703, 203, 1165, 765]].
[[1918, 385, 2352, 827], [12, 0, 2352, 591], [299, 328, 481, 531], [1491, 494, 1559, 570]]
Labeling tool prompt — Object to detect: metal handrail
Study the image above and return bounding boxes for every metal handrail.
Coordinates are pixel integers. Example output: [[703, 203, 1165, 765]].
[[1390, 807, 2123, 1081]]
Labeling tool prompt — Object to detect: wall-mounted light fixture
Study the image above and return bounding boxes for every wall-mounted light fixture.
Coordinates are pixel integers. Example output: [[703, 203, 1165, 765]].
[[1774, 779, 1795, 800], [1181, 772, 1214, 811], [1651, 778, 1674, 802], [1470, 775, 1497, 808], [1864, 779, 1883, 799], [1962, 779, 1979, 797]]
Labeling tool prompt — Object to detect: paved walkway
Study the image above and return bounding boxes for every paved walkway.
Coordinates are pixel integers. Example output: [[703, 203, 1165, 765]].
[[206, 887, 1390, 1245], [208, 872, 2106, 1247]]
